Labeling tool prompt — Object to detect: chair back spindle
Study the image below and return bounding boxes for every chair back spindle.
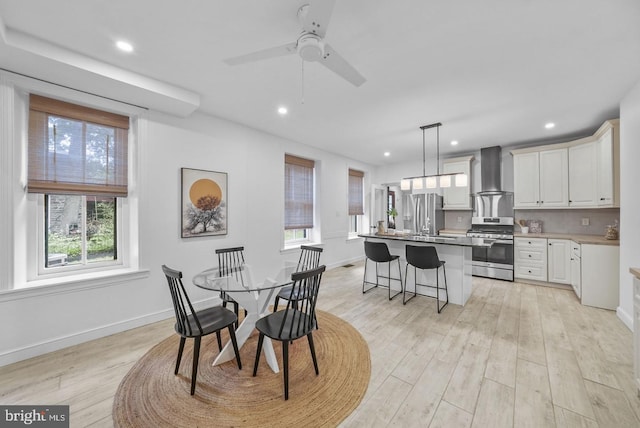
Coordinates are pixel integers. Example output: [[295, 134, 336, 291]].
[[216, 246, 246, 285], [162, 265, 203, 337], [279, 265, 325, 340], [296, 245, 323, 272]]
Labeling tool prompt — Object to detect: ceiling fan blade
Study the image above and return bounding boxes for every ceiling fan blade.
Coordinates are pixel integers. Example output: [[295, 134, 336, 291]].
[[320, 43, 366, 87], [302, 0, 337, 38], [224, 42, 297, 66]]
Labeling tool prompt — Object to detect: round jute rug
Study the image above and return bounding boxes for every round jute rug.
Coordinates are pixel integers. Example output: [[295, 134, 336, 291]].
[[112, 310, 370, 428]]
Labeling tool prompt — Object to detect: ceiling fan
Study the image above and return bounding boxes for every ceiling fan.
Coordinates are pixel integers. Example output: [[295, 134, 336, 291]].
[[224, 0, 366, 87]]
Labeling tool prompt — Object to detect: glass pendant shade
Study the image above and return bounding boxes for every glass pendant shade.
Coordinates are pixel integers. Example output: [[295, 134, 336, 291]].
[[455, 173, 468, 187], [439, 175, 451, 188], [412, 177, 424, 190], [401, 179, 411, 190], [425, 176, 438, 189]]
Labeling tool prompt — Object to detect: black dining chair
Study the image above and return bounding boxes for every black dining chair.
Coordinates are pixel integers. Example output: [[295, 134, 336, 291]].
[[162, 265, 242, 395], [404, 245, 449, 312], [253, 265, 326, 400], [273, 245, 323, 312], [216, 246, 247, 329], [362, 241, 402, 300]]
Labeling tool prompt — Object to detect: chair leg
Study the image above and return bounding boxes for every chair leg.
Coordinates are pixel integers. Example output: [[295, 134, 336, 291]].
[[388, 260, 402, 300], [191, 337, 201, 395], [282, 340, 289, 400], [253, 333, 265, 376], [233, 301, 240, 329], [403, 264, 417, 305], [175, 336, 186, 375], [437, 264, 449, 314], [273, 296, 280, 312], [307, 332, 319, 375], [216, 331, 222, 352], [228, 326, 242, 369]]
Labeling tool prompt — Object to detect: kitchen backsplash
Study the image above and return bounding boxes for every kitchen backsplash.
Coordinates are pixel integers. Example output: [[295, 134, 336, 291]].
[[514, 208, 620, 236], [444, 208, 620, 237]]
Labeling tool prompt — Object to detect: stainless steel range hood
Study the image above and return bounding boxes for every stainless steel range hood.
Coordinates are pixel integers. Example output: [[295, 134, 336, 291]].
[[473, 146, 514, 219]]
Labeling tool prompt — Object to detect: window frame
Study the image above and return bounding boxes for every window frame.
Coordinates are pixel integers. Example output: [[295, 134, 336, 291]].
[[348, 168, 365, 238], [284, 154, 316, 247], [0, 74, 143, 291]]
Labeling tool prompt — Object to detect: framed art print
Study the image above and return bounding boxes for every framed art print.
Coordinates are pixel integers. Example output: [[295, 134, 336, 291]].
[[181, 168, 228, 237]]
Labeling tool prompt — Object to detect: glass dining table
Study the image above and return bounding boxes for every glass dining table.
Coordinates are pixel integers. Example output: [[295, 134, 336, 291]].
[[192, 263, 297, 373]]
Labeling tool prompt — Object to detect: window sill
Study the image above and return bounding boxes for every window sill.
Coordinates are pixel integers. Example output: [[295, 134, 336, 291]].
[[281, 241, 322, 253], [0, 268, 150, 302], [347, 235, 364, 242]]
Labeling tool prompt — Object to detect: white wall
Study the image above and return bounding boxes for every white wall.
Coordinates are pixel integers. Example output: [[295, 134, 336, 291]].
[[618, 78, 640, 330], [0, 84, 374, 366]]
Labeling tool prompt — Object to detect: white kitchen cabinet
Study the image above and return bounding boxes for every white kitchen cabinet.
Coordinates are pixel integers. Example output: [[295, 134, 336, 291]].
[[513, 148, 568, 208], [568, 141, 598, 207], [570, 241, 581, 298], [597, 128, 614, 206], [442, 156, 473, 210], [514, 237, 548, 281], [548, 239, 571, 285], [513, 152, 540, 207], [580, 244, 619, 310], [512, 119, 618, 209]]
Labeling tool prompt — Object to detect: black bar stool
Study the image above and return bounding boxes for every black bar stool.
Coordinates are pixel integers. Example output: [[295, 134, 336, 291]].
[[363, 241, 402, 300], [404, 245, 449, 313]]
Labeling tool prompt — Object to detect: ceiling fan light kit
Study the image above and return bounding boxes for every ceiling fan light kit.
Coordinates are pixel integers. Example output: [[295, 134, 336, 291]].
[[401, 122, 467, 192], [223, 0, 365, 87]]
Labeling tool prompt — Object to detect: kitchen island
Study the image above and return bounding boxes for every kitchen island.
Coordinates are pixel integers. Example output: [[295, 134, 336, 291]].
[[359, 233, 495, 306]]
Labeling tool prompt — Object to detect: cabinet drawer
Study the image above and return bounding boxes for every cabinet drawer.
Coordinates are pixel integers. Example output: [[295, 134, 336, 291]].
[[515, 248, 546, 263], [515, 237, 547, 249], [515, 264, 547, 281]]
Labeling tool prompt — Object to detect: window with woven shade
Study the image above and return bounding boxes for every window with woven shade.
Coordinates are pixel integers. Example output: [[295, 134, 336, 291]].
[[348, 168, 364, 215], [284, 154, 315, 240], [27, 94, 130, 271], [28, 94, 129, 196]]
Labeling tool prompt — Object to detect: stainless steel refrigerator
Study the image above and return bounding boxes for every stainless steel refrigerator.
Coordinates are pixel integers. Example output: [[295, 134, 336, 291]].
[[408, 193, 444, 236]]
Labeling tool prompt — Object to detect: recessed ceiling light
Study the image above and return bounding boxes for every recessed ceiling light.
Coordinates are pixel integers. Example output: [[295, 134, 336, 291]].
[[116, 40, 133, 53], [384, 152, 390, 157], [277, 106, 288, 115], [451, 140, 459, 146], [545, 122, 555, 129]]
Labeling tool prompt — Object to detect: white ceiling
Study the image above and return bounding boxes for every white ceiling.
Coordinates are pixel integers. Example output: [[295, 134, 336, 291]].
[[1, 0, 639, 166]]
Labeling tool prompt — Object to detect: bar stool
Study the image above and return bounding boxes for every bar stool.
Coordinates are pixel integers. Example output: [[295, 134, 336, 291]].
[[404, 245, 448, 313], [362, 241, 402, 300]]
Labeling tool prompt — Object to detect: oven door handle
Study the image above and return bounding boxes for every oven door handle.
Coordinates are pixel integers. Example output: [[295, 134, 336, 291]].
[[493, 239, 514, 244]]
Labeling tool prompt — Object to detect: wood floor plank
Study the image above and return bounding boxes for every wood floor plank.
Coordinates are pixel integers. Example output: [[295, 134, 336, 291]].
[[546, 346, 596, 420], [389, 357, 457, 427], [554, 405, 599, 428], [584, 379, 638, 428], [345, 375, 412, 427], [429, 401, 473, 428], [471, 378, 514, 428], [518, 286, 547, 366], [514, 358, 555, 428], [443, 343, 491, 413]]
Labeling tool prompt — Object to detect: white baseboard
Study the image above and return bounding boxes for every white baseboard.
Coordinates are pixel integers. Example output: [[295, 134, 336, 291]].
[[325, 256, 365, 270], [0, 296, 220, 368], [617, 306, 633, 332]]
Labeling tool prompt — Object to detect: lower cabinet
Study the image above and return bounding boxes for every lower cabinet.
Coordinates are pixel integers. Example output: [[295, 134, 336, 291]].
[[570, 241, 581, 298], [548, 239, 572, 285], [514, 237, 547, 281], [580, 244, 619, 310]]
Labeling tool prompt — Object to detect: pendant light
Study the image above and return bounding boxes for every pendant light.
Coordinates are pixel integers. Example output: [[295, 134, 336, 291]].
[[400, 122, 467, 191]]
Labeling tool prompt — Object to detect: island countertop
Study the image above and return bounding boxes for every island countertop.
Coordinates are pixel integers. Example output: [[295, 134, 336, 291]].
[[358, 233, 495, 247]]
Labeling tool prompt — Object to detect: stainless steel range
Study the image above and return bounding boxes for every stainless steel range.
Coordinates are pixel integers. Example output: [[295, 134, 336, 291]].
[[467, 216, 514, 281], [467, 146, 515, 281]]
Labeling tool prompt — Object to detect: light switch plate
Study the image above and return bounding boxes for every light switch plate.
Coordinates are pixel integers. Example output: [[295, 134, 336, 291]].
[[582, 218, 589, 226]]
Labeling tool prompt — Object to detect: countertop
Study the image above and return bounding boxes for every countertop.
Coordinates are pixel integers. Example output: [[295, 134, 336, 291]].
[[358, 233, 495, 247], [630, 268, 640, 280], [513, 232, 619, 246]]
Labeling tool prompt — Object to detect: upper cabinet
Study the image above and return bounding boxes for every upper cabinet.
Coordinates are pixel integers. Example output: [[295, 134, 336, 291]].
[[512, 119, 619, 209], [513, 148, 568, 208], [442, 156, 474, 210]]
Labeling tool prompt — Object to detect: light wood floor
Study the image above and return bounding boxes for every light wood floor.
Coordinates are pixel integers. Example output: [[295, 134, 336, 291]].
[[1, 261, 639, 427]]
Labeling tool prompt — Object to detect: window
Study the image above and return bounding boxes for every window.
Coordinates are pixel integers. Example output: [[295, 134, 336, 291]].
[[28, 95, 129, 274], [348, 168, 364, 236], [284, 154, 314, 244]]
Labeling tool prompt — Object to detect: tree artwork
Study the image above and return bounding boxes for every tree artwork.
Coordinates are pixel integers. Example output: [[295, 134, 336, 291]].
[[181, 169, 228, 237]]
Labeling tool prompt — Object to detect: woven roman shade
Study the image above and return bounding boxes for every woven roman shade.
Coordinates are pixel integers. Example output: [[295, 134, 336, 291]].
[[284, 154, 315, 230], [348, 169, 364, 215], [28, 94, 129, 197]]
